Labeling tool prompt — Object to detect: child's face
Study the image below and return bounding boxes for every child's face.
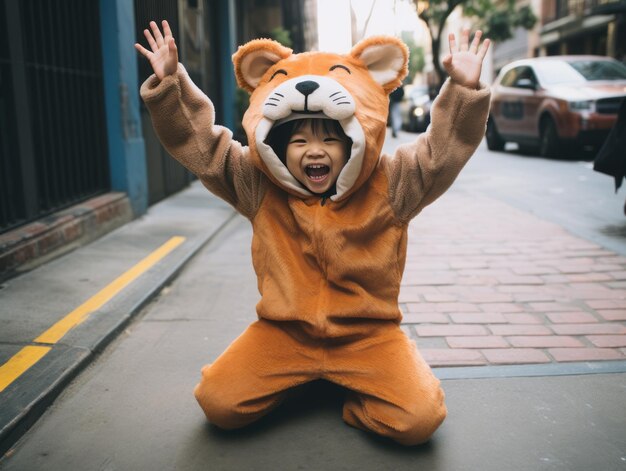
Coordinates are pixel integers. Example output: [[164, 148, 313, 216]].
[[285, 121, 350, 195]]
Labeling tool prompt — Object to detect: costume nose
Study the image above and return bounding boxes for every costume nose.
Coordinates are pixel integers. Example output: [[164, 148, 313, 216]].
[[295, 80, 319, 97]]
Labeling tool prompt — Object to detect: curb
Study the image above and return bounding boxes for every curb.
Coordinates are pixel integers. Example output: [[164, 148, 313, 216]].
[[0, 211, 237, 457], [0, 193, 133, 283]]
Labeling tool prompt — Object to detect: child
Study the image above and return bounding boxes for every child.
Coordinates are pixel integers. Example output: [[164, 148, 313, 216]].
[[136, 20, 490, 445], [264, 118, 352, 201]]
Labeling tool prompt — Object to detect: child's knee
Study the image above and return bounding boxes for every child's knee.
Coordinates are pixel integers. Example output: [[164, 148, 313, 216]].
[[345, 388, 447, 446], [193, 368, 252, 430], [393, 401, 447, 445], [371, 398, 447, 446], [193, 364, 285, 430]]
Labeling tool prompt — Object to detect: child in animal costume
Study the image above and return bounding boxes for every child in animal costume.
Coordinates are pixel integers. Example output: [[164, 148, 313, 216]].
[[136, 21, 490, 445]]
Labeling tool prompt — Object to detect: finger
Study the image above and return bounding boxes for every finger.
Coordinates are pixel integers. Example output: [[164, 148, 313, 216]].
[[448, 33, 456, 54], [143, 29, 158, 52], [162, 19, 173, 40], [460, 28, 470, 51], [168, 37, 177, 54], [150, 20, 165, 47], [470, 30, 482, 54], [134, 43, 152, 59], [478, 38, 491, 61], [442, 53, 454, 74]]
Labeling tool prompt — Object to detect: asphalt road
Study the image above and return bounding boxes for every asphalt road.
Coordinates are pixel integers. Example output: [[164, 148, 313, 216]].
[[456, 141, 626, 256]]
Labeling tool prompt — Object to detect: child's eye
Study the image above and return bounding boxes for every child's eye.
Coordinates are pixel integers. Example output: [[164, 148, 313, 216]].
[[290, 138, 306, 144], [324, 137, 340, 143]]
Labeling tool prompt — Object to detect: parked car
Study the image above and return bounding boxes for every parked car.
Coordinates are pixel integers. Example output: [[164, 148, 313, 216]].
[[487, 56, 626, 157], [401, 85, 432, 132]]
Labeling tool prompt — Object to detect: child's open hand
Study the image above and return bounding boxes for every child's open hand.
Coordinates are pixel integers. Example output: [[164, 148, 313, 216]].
[[135, 20, 178, 81], [442, 29, 490, 89]]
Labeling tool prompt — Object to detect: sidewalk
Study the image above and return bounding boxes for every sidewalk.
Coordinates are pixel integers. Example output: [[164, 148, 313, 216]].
[[0, 181, 237, 455], [400, 189, 626, 370], [1, 159, 626, 460]]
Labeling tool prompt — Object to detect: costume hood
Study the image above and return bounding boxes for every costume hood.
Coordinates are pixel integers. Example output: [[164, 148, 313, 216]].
[[232, 36, 408, 202]]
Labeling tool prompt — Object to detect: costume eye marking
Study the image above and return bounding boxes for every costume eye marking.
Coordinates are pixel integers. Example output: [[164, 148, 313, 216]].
[[270, 69, 288, 81], [330, 64, 351, 74]]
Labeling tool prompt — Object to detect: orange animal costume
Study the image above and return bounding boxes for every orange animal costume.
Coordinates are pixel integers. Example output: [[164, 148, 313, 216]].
[[141, 36, 490, 445]]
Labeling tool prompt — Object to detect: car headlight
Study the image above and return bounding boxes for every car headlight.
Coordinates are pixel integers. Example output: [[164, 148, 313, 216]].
[[413, 106, 425, 117], [568, 100, 594, 112]]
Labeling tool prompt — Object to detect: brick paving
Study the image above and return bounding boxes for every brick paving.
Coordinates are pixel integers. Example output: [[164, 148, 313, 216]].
[[400, 191, 626, 367]]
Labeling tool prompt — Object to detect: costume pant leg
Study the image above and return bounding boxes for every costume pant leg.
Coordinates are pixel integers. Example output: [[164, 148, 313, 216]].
[[324, 324, 446, 446], [194, 319, 321, 429]]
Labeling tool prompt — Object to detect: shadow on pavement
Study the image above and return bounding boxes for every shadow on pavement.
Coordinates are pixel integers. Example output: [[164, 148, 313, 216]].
[[176, 380, 441, 470], [204, 380, 434, 454]]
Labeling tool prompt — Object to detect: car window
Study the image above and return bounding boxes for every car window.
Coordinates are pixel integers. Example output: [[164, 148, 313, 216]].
[[500, 68, 518, 87], [513, 66, 538, 87], [568, 60, 626, 80], [533, 61, 585, 85], [533, 59, 626, 85]]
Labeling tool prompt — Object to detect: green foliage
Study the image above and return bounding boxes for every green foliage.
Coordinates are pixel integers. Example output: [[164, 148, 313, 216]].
[[515, 5, 537, 30], [269, 27, 293, 48], [401, 32, 426, 82], [463, 0, 537, 41], [414, 0, 538, 87]]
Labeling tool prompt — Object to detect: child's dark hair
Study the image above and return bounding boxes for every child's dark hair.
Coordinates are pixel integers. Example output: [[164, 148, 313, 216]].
[[265, 119, 352, 164]]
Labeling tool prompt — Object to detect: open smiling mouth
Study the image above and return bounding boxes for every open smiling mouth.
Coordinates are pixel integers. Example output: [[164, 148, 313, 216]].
[[305, 164, 330, 182]]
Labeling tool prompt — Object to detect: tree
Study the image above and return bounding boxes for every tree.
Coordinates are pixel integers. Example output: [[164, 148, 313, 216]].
[[269, 26, 293, 48], [414, 0, 537, 88], [401, 32, 426, 83]]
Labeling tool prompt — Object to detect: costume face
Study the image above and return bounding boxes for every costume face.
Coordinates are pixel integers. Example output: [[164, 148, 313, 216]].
[[285, 120, 350, 194], [232, 36, 408, 201]]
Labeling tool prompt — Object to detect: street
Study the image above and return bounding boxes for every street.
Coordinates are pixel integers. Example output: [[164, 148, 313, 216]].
[[456, 142, 626, 257], [1, 132, 625, 470]]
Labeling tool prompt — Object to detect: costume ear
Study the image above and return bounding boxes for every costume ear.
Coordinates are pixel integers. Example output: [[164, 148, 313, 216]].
[[349, 36, 408, 93], [232, 39, 293, 93]]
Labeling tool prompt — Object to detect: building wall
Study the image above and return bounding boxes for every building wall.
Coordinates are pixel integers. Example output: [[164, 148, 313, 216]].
[[539, 0, 626, 61]]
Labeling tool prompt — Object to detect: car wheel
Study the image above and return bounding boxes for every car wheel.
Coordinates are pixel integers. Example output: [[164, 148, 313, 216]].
[[539, 117, 560, 158], [486, 118, 505, 151]]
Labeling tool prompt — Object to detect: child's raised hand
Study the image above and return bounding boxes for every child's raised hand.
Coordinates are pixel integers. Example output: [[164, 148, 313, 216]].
[[442, 29, 490, 89], [135, 20, 178, 81]]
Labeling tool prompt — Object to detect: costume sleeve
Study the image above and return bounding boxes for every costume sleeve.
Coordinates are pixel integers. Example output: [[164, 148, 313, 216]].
[[140, 63, 265, 220], [383, 79, 490, 222]]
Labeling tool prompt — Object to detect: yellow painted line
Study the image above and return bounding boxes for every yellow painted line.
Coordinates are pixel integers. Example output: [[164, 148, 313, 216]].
[[0, 236, 186, 394], [35, 236, 186, 345], [0, 346, 51, 393]]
